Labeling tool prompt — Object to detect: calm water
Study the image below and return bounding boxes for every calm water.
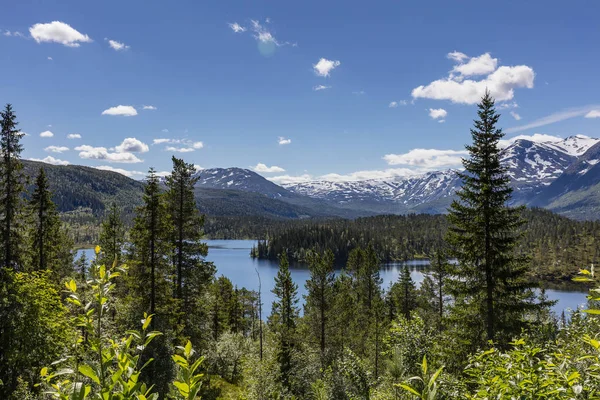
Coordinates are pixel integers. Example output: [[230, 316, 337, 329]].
[[77, 240, 589, 318]]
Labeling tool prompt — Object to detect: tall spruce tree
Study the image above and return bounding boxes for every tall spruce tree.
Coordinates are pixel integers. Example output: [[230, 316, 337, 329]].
[[304, 249, 335, 364], [129, 168, 172, 325], [0, 104, 25, 269], [269, 252, 299, 392], [446, 90, 541, 348], [28, 167, 73, 279], [165, 156, 214, 343], [127, 168, 175, 396], [392, 266, 417, 320], [418, 250, 449, 332], [98, 202, 125, 266]]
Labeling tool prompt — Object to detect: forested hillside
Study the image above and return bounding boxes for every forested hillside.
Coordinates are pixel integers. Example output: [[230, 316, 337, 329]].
[[253, 207, 600, 282]]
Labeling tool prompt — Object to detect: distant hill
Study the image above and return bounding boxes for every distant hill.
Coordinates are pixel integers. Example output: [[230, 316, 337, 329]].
[[22, 161, 370, 220], [23, 160, 145, 216]]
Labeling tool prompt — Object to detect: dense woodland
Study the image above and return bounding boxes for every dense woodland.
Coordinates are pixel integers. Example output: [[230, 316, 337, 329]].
[[1, 95, 600, 400], [252, 208, 600, 282]]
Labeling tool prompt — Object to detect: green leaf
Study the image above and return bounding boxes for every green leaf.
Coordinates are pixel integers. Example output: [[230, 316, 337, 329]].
[[397, 384, 421, 397], [583, 309, 600, 315], [78, 364, 100, 385]]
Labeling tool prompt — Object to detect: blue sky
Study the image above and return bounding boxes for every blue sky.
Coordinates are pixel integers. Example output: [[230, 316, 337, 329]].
[[2, 0, 600, 183]]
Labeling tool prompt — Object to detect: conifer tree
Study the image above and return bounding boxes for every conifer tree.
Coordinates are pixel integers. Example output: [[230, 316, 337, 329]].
[[0, 104, 25, 269], [446, 90, 541, 348], [28, 167, 73, 279], [165, 156, 214, 343], [129, 168, 172, 325], [392, 266, 416, 320], [98, 202, 125, 266], [304, 249, 335, 363], [269, 253, 299, 392], [418, 250, 449, 332]]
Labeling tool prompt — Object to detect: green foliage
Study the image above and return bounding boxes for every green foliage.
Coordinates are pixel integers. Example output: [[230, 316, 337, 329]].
[[171, 340, 205, 400], [397, 356, 444, 400], [40, 253, 163, 399], [0, 269, 73, 398], [464, 334, 600, 398]]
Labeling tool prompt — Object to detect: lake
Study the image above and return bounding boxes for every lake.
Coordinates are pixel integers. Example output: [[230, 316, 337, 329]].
[[77, 239, 590, 319]]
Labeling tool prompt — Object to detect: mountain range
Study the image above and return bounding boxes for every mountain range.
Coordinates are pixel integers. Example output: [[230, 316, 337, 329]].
[[22, 134, 600, 221]]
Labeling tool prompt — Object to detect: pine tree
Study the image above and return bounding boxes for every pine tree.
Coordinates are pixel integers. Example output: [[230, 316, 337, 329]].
[[418, 250, 449, 332], [304, 249, 335, 364], [27, 167, 73, 279], [269, 253, 299, 392], [0, 104, 25, 269], [165, 156, 214, 342], [98, 202, 125, 266], [128, 168, 172, 326], [127, 168, 175, 396], [391, 266, 416, 320], [446, 90, 541, 349]]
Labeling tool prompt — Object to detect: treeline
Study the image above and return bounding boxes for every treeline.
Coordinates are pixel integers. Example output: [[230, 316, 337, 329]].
[[252, 207, 600, 281]]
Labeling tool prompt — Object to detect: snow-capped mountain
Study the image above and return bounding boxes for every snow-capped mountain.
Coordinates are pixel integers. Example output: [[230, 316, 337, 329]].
[[285, 135, 600, 213], [286, 170, 461, 208], [194, 167, 292, 199]]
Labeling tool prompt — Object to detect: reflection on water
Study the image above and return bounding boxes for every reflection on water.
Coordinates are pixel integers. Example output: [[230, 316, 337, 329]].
[[77, 239, 589, 319]]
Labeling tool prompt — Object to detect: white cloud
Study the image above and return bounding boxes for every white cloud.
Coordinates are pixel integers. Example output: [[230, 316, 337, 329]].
[[353, 90, 365, 95], [4, 30, 25, 38], [153, 138, 174, 145], [107, 39, 129, 51], [253, 163, 285, 173], [192, 141, 203, 149], [75, 145, 142, 163], [251, 19, 278, 44], [451, 52, 498, 78], [412, 52, 534, 105], [389, 100, 408, 108], [269, 167, 424, 185], [447, 51, 468, 63], [428, 108, 447, 119], [498, 133, 563, 148], [498, 101, 518, 109], [67, 133, 81, 139], [29, 156, 69, 166], [40, 130, 54, 138], [47, 56, 53, 60], [228, 22, 246, 33], [313, 85, 331, 91], [505, 105, 600, 133], [510, 111, 522, 121], [313, 58, 341, 77], [165, 146, 195, 153], [585, 110, 600, 118], [278, 137, 291, 145], [29, 21, 92, 47], [142, 105, 157, 110], [45, 145, 69, 153], [115, 138, 149, 153], [383, 148, 468, 169], [95, 165, 145, 178], [101, 105, 138, 116], [161, 129, 169, 133], [438, 119, 445, 124], [269, 174, 313, 185]]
